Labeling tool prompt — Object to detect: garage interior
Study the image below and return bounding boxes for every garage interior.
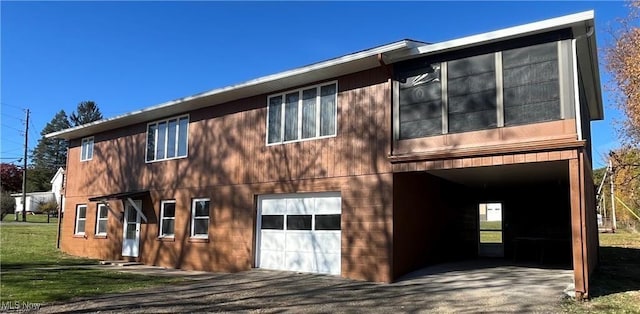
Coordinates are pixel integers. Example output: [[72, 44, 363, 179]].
[[392, 160, 573, 279]]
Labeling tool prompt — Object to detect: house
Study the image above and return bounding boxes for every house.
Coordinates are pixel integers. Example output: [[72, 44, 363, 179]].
[[12, 167, 65, 213], [47, 11, 601, 299]]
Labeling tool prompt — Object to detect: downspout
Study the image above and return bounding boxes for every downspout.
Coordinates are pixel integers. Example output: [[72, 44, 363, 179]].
[[56, 171, 64, 249], [571, 39, 583, 141]]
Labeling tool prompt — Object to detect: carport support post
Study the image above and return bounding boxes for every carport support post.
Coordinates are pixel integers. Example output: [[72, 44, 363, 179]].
[[569, 157, 589, 300]]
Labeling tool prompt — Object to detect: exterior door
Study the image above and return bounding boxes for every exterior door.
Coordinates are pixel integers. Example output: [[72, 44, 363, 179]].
[[478, 202, 504, 257], [122, 200, 141, 257]]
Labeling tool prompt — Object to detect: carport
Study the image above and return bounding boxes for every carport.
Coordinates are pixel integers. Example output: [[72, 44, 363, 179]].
[[392, 161, 574, 280]]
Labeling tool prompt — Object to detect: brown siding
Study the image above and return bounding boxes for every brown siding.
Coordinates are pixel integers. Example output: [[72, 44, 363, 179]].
[[61, 67, 394, 282], [392, 172, 475, 278], [395, 119, 578, 157]]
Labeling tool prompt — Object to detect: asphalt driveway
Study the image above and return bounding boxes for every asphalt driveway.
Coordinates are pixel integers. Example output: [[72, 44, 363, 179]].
[[39, 259, 574, 313]]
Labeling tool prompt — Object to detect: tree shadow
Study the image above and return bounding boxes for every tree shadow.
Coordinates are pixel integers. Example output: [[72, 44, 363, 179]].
[[589, 246, 640, 297]]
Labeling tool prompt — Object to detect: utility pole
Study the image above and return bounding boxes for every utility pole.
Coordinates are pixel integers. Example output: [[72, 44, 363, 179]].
[[609, 159, 617, 233], [20, 109, 29, 222]]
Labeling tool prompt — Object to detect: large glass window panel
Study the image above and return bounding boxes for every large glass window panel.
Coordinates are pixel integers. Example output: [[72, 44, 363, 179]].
[[160, 201, 176, 237], [447, 54, 497, 133], [268, 96, 283, 144], [284, 92, 299, 141], [167, 119, 177, 158], [503, 42, 560, 126], [320, 84, 337, 136], [301, 88, 317, 139], [177, 117, 188, 157], [397, 63, 442, 139], [156, 122, 167, 160]]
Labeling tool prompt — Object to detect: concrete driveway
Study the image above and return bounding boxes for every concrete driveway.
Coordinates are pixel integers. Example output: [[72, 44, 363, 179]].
[[40, 260, 573, 313]]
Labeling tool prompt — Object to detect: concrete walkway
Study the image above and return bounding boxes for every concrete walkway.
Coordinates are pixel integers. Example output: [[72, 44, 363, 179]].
[[39, 260, 574, 313]]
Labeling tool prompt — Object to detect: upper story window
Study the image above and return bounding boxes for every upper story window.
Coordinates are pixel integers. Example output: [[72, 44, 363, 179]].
[[146, 115, 189, 162], [502, 42, 559, 126], [81, 137, 94, 161], [396, 41, 562, 140], [267, 82, 337, 144]]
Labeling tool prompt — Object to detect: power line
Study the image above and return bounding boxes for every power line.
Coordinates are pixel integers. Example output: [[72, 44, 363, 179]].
[[0, 102, 25, 110], [0, 123, 24, 133]]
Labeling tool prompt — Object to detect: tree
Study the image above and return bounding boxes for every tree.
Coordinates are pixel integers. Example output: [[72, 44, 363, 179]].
[[70, 101, 103, 126], [0, 163, 22, 192], [605, 0, 640, 147], [30, 110, 71, 191], [1, 190, 16, 220]]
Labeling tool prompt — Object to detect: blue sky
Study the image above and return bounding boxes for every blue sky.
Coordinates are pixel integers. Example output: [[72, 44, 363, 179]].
[[0, 1, 630, 168]]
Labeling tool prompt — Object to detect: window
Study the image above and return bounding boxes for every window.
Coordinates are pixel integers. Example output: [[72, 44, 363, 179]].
[[159, 200, 176, 237], [286, 215, 312, 230], [447, 53, 497, 133], [75, 204, 87, 235], [146, 116, 189, 162], [315, 214, 341, 230], [397, 62, 442, 139], [191, 198, 210, 238], [396, 41, 562, 139], [503, 42, 560, 126], [95, 204, 108, 236], [261, 215, 284, 230], [267, 82, 337, 144], [81, 137, 94, 161]]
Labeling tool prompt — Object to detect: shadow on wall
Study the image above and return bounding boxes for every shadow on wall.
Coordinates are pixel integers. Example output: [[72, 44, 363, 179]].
[[70, 67, 397, 281]]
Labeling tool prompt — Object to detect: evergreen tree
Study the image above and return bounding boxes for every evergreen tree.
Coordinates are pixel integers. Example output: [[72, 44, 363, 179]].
[[69, 101, 103, 126], [30, 110, 71, 191]]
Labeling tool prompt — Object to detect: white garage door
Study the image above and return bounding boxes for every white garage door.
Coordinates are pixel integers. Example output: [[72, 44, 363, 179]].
[[256, 192, 341, 275]]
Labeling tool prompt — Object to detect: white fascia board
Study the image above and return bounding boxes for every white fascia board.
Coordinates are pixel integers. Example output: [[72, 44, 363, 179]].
[[46, 40, 420, 140], [404, 11, 595, 58]]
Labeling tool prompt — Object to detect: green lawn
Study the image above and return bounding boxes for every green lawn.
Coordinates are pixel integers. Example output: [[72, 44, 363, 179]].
[[562, 230, 640, 313], [1, 213, 58, 224], [0, 223, 182, 303]]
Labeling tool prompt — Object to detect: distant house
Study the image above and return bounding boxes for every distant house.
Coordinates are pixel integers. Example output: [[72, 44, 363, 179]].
[[12, 167, 65, 213], [47, 11, 600, 300]]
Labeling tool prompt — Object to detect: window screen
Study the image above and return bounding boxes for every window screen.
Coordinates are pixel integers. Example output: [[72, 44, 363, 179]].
[[447, 53, 497, 133], [503, 42, 560, 126], [397, 62, 442, 139]]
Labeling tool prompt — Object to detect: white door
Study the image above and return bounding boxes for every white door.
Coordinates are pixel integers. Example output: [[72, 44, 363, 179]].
[[256, 193, 341, 275], [122, 200, 141, 257]]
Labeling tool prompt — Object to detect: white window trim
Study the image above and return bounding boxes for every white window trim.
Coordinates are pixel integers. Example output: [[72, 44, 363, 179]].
[[74, 204, 87, 235], [266, 81, 338, 146], [159, 200, 176, 238], [145, 115, 189, 163], [80, 137, 94, 162], [95, 203, 108, 236], [190, 198, 210, 238]]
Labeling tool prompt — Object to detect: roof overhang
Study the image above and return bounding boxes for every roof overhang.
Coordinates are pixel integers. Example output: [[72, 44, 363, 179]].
[[88, 190, 150, 202], [46, 40, 424, 140], [385, 10, 603, 121], [46, 10, 603, 141]]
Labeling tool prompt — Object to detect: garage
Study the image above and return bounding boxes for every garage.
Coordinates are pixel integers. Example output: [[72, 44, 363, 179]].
[[256, 192, 341, 275]]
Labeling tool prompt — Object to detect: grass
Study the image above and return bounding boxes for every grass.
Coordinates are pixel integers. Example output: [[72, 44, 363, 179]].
[[1, 213, 58, 224], [562, 229, 640, 313], [0, 222, 183, 303]]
